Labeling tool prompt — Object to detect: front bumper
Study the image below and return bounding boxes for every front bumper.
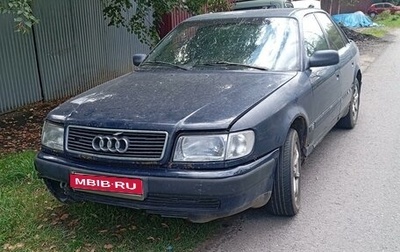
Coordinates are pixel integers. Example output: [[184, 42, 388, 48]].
[[34, 150, 279, 222]]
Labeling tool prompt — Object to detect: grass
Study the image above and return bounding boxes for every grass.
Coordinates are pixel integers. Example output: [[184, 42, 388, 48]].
[[0, 151, 221, 252], [359, 12, 400, 38]]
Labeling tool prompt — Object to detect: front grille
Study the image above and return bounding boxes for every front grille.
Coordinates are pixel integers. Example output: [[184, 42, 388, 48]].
[[145, 194, 220, 209], [71, 190, 221, 210], [66, 126, 168, 161]]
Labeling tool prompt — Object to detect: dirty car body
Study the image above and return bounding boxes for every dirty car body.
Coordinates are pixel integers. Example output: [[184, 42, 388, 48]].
[[35, 9, 362, 222]]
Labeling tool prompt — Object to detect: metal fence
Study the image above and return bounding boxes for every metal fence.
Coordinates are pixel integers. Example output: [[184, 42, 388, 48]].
[[0, 0, 150, 114]]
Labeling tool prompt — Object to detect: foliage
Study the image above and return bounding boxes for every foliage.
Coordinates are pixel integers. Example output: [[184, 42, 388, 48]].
[[375, 10, 400, 24], [0, 0, 38, 33], [102, 0, 232, 46], [102, 0, 178, 47], [1, 0, 231, 46], [0, 152, 219, 251], [359, 11, 400, 38], [185, 0, 233, 15], [376, 10, 393, 20]]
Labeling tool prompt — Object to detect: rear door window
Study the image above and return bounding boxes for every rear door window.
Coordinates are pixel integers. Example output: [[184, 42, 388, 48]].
[[303, 14, 329, 57], [314, 13, 347, 50]]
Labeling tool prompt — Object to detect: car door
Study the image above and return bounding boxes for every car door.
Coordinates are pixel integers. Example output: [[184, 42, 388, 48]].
[[315, 12, 355, 118], [377, 3, 385, 14], [386, 3, 396, 14], [303, 13, 341, 145]]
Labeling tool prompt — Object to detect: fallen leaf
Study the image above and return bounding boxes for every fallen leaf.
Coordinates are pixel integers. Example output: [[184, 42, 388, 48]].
[[104, 244, 113, 250], [60, 213, 69, 220], [68, 219, 79, 227]]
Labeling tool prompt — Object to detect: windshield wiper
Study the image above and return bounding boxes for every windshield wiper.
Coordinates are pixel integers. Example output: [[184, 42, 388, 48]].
[[194, 61, 269, 71], [142, 60, 190, 70]]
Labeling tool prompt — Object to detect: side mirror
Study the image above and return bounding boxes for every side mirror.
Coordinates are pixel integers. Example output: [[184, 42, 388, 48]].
[[309, 50, 339, 68], [132, 54, 147, 66]]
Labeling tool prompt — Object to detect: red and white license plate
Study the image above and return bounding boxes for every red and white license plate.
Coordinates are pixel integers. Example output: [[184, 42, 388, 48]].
[[70, 173, 143, 195]]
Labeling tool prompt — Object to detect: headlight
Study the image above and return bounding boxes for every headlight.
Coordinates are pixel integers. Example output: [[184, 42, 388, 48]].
[[173, 130, 255, 162], [41, 121, 64, 151], [226, 131, 255, 160]]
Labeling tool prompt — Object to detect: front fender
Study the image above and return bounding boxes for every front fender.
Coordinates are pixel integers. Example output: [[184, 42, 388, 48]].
[[231, 76, 312, 159]]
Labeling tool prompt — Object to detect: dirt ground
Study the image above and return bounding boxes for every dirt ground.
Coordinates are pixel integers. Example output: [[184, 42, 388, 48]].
[[0, 29, 389, 156]]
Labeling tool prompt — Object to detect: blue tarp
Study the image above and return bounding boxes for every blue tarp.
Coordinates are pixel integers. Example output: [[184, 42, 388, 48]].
[[332, 11, 377, 28]]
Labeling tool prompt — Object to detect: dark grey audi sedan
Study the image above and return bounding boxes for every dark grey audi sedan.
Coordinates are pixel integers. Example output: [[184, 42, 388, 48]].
[[35, 8, 362, 222]]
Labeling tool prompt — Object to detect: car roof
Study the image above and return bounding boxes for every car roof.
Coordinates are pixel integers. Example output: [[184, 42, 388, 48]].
[[184, 8, 326, 22], [372, 2, 394, 5], [233, 0, 292, 10]]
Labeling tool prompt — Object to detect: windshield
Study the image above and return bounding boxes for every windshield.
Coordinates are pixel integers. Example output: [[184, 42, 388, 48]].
[[145, 17, 300, 71]]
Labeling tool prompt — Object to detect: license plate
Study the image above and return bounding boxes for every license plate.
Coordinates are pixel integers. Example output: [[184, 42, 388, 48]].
[[70, 173, 143, 195]]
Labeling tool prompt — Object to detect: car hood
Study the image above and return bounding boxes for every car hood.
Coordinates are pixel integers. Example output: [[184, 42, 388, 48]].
[[49, 70, 296, 130]]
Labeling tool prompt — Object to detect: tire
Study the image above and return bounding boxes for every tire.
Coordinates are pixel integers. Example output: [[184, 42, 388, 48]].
[[369, 12, 377, 19], [337, 78, 360, 129], [267, 129, 301, 216]]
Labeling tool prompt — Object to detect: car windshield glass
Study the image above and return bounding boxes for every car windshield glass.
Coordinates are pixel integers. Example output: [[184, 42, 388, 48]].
[[145, 17, 300, 71]]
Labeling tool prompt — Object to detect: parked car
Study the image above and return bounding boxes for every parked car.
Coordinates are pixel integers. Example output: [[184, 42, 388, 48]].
[[367, 2, 400, 18], [234, 0, 293, 10], [35, 8, 362, 223]]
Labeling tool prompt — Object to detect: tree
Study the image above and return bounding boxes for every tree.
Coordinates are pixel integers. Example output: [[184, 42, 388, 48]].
[[0, 0, 38, 33], [0, 0, 232, 46], [103, 0, 232, 46]]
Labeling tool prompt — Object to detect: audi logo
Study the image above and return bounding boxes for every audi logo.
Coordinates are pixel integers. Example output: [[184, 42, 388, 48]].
[[92, 136, 129, 153]]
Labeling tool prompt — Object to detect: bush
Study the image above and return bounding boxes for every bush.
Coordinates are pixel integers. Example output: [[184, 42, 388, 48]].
[[376, 10, 392, 21]]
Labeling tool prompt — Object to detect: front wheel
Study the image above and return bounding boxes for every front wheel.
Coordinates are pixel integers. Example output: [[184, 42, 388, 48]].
[[267, 129, 301, 216], [337, 79, 360, 129]]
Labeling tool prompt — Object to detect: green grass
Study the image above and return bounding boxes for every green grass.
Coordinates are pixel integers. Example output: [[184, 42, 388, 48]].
[[359, 12, 400, 38], [359, 27, 388, 38], [0, 152, 220, 251], [374, 12, 400, 27]]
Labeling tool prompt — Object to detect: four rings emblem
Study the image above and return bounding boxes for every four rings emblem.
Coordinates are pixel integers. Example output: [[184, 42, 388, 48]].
[[92, 135, 129, 153]]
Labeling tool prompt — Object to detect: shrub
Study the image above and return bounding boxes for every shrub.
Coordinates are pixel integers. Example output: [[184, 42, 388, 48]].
[[376, 10, 392, 21]]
